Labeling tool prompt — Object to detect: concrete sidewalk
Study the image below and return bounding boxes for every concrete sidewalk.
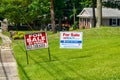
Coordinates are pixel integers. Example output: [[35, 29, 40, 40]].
[[0, 33, 19, 80]]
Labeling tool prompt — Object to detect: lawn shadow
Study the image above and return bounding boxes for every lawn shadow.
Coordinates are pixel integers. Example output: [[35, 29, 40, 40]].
[[15, 42, 31, 80], [51, 55, 92, 80], [28, 55, 59, 79], [28, 51, 73, 80], [16, 41, 92, 79], [16, 41, 26, 52], [17, 63, 31, 80], [69, 55, 92, 60], [28, 50, 92, 79]]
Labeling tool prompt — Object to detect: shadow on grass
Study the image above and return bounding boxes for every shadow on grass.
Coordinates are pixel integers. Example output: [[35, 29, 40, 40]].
[[52, 56, 90, 80], [15, 42, 31, 80], [28, 55, 58, 79], [27, 50, 92, 80], [27, 49, 70, 79], [16, 41, 92, 79], [17, 63, 31, 80], [16, 41, 26, 52]]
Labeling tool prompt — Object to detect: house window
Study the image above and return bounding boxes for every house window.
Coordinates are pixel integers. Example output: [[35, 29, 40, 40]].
[[112, 19, 117, 26]]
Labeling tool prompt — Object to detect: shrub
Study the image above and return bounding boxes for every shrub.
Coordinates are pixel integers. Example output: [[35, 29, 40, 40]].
[[19, 35, 24, 39], [18, 32, 25, 35], [12, 31, 25, 40], [72, 21, 78, 30], [12, 34, 20, 40]]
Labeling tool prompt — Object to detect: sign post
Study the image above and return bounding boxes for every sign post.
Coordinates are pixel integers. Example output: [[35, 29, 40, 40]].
[[48, 47, 51, 61], [25, 50, 29, 64], [60, 32, 83, 49], [24, 32, 51, 64]]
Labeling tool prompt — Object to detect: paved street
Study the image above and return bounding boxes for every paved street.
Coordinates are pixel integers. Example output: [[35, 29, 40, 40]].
[[0, 32, 19, 80]]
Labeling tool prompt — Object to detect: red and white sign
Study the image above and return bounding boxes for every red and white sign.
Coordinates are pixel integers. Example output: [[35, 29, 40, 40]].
[[24, 32, 48, 50]]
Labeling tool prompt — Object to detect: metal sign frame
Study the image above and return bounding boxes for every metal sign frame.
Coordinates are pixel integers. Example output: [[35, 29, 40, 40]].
[[24, 32, 51, 64], [24, 32, 48, 50]]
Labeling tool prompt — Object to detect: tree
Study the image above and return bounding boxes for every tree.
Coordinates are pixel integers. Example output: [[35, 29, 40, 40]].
[[65, 0, 92, 29], [50, 0, 56, 33], [96, 0, 102, 28], [0, 0, 50, 30], [54, 0, 65, 31], [102, 0, 120, 9], [92, 0, 96, 27]]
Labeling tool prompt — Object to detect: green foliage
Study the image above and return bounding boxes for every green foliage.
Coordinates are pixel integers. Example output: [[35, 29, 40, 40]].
[[0, 0, 50, 25], [12, 31, 25, 40], [0, 0, 96, 30], [12, 34, 20, 39], [103, 1, 120, 9], [54, 0, 65, 18], [12, 27, 120, 80], [54, 0, 93, 21], [80, 0, 93, 7], [18, 31, 25, 35], [72, 21, 78, 30]]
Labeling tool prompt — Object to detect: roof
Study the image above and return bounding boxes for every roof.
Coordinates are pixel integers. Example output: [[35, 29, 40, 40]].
[[77, 8, 120, 18]]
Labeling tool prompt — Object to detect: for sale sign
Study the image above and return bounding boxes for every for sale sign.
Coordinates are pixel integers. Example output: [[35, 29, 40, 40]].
[[60, 32, 83, 49], [24, 32, 48, 50]]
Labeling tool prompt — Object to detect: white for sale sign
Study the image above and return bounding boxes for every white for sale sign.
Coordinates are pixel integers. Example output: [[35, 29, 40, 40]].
[[60, 32, 83, 49]]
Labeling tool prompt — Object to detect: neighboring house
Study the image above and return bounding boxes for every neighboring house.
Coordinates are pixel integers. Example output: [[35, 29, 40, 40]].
[[77, 8, 120, 29]]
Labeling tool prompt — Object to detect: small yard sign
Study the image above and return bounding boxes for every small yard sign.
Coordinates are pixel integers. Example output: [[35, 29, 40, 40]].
[[24, 32, 48, 50], [24, 32, 51, 64], [60, 32, 83, 49]]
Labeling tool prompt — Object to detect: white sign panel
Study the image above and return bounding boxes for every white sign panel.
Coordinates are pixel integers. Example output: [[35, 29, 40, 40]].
[[60, 32, 83, 49]]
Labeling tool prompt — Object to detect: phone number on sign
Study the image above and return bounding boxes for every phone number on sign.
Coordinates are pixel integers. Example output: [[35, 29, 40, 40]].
[[26, 43, 45, 50]]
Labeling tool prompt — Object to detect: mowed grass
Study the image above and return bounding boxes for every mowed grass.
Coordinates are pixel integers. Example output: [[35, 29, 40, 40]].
[[13, 27, 120, 80]]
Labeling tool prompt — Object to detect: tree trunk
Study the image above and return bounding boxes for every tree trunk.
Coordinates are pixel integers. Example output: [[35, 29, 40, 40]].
[[92, 0, 96, 27], [96, 0, 102, 28], [73, 3, 76, 25], [50, 0, 56, 33], [58, 17, 62, 31]]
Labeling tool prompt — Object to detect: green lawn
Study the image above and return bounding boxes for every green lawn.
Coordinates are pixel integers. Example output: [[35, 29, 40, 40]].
[[13, 27, 120, 80]]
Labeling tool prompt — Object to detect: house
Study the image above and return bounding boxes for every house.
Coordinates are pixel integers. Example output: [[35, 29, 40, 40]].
[[77, 8, 120, 29]]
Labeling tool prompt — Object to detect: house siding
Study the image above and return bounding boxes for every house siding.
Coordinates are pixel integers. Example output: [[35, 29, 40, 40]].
[[79, 18, 90, 29], [79, 18, 120, 28], [102, 19, 110, 26]]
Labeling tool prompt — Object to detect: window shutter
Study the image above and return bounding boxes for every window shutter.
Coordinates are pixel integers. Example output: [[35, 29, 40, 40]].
[[117, 19, 120, 26], [109, 19, 112, 26]]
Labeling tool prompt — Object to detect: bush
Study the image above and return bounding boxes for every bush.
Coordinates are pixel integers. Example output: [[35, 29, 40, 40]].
[[18, 32, 25, 35], [72, 21, 78, 30], [12, 34, 20, 39], [19, 35, 24, 39], [12, 31, 25, 40]]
